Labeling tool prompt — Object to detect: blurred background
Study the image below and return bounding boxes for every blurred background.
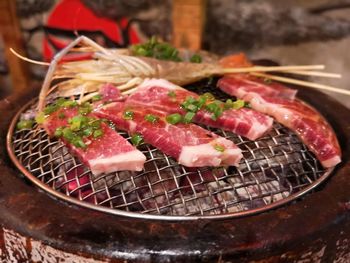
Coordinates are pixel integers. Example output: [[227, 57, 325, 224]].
[[0, 0, 349, 107]]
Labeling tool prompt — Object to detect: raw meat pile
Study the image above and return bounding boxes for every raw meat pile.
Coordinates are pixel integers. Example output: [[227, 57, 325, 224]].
[[38, 55, 341, 177]]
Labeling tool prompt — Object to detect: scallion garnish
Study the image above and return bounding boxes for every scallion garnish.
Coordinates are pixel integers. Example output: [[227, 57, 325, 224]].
[[123, 110, 134, 120], [131, 133, 143, 146], [54, 127, 63, 137], [190, 53, 202, 63], [232, 99, 245, 110], [16, 119, 34, 130], [62, 127, 74, 141], [58, 112, 66, 119], [93, 129, 103, 138], [82, 127, 93, 136], [183, 112, 196, 123], [168, 91, 176, 98], [144, 114, 159, 123], [91, 94, 102, 102], [131, 36, 182, 62], [35, 112, 45, 124], [166, 113, 182, 125], [72, 137, 86, 149], [78, 102, 92, 115], [214, 144, 225, 152], [202, 92, 215, 101]]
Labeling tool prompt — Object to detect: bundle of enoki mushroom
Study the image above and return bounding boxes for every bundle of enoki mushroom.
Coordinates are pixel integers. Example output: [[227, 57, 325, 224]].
[[11, 35, 349, 111]]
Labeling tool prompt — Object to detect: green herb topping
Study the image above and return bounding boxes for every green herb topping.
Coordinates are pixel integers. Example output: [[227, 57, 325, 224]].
[[190, 53, 202, 63], [179, 92, 250, 122], [231, 99, 246, 110], [167, 91, 176, 98], [91, 94, 102, 102], [144, 114, 159, 123], [131, 36, 182, 62], [43, 98, 78, 115], [16, 119, 34, 130], [131, 133, 143, 146], [166, 113, 182, 125], [183, 112, 196, 124], [54, 114, 106, 149], [214, 144, 225, 152], [123, 110, 134, 120]]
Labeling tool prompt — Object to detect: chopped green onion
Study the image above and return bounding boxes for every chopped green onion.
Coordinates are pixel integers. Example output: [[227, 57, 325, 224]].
[[16, 119, 34, 130], [69, 115, 87, 131], [62, 100, 78, 108], [206, 101, 224, 120], [181, 96, 199, 112], [168, 91, 176, 98], [62, 127, 74, 141], [123, 110, 134, 120], [131, 36, 182, 62], [190, 54, 202, 63], [202, 92, 215, 101], [197, 96, 207, 108], [43, 104, 59, 115], [72, 137, 86, 149], [232, 99, 245, 110], [144, 114, 159, 123], [183, 112, 195, 123], [131, 134, 143, 146], [214, 144, 225, 152], [54, 127, 63, 137], [58, 112, 66, 119], [187, 104, 198, 112], [91, 94, 102, 102], [78, 102, 92, 115], [93, 129, 103, 138], [82, 127, 93, 137], [205, 102, 220, 113], [35, 112, 46, 124], [90, 119, 101, 129], [166, 113, 182, 125], [245, 102, 252, 108]]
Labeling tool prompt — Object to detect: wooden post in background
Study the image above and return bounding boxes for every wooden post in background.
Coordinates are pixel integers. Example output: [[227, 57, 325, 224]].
[[172, 0, 206, 51], [0, 0, 30, 96]]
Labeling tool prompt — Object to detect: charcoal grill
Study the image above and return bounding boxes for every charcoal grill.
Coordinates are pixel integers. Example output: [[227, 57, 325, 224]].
[[6, 83, 333, 220], [0, 82, 349, 262]]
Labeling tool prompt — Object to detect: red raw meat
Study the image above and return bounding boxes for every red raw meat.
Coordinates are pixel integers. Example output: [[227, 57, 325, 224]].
[[218, 77, 341, 168], [218, 75, 297, 100], [126, 79, 273, 140], [43, 107, 146, 175], [95, 102, 243, 167]]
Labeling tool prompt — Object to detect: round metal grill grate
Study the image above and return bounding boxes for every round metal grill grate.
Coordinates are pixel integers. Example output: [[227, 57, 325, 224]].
[[7, 93, 333, 220]]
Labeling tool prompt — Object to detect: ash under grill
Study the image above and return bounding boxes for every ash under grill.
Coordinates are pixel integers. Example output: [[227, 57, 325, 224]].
[[8, 96, 332, 219]]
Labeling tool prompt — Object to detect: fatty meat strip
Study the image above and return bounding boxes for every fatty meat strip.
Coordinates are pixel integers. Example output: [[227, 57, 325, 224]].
[[43, 105, 146, 175], [94, 102, 243, 167], [126, 79, 273, 140], [218, 77, 341, 168]]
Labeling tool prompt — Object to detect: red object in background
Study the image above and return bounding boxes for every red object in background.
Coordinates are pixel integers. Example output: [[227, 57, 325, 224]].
[[43, 0, 141, 61]]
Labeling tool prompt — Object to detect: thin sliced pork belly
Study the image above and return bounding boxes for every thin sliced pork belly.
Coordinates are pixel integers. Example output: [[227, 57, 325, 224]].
[[218, 75, 297, 100], [126, 79, 273, 140], [95, 102, 242, 167], [43, 107, 146, 175], [218, 77, 341, 168]]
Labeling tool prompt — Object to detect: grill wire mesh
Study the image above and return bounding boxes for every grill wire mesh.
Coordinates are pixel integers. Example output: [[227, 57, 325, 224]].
[[8, 82, 330, 218]]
